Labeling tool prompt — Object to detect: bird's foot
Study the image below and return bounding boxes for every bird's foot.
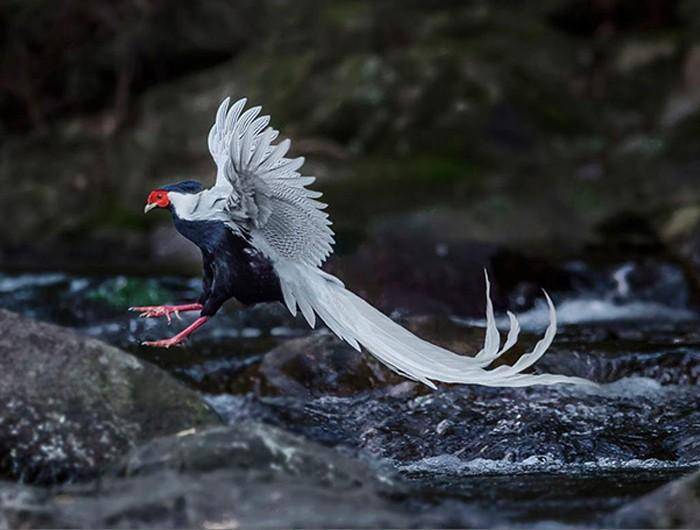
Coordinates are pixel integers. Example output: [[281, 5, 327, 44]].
[[140, 316, 209, 349], [129, 303, 203, 324]]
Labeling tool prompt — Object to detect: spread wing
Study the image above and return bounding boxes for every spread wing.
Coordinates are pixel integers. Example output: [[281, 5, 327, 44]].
[[207, 97, 334, 268]]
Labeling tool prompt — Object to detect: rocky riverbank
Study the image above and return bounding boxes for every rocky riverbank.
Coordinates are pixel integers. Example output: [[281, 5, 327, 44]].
[[0, 258, 697, 527]]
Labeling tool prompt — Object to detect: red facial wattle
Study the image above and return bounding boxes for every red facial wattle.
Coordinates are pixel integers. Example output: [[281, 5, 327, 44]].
[[146, 190, 170, 209]]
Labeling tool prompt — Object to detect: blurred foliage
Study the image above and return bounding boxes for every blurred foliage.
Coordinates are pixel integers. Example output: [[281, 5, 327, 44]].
[[0, 0, 260, 132], [2, 0, 700, 269]]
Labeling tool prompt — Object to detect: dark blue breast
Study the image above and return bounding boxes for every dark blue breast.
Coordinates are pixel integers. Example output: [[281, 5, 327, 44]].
[[172, 217, 230, 255], [172, 216, 283, 305]]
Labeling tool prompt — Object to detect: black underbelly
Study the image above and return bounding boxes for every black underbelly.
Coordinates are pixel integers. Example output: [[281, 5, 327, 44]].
[[173, 216, 283, 306], [225, 255, 283, 305]]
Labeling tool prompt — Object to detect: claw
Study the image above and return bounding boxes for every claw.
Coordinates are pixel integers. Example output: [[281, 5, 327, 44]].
[[142, 337, 186, 348], [139, 316, 209, 349], [129, 304, 203, 321]]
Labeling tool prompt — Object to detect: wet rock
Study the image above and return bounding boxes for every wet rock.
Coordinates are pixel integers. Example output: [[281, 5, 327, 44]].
[[0, 480, 53, 529], [230, 313, 532, 398], [0, 420, 693, 528], [608, 470, 700, 528], [0, 310, 219, 484], [118, 421, 386, 482], [210, 377, 700, 470], [0, 423, 455, 529], [562, 257, 695, 310], [234, 331, 407, 398]]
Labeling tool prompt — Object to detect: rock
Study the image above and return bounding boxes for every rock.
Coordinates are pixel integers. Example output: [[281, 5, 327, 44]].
[[117, 421, 386, 482], [607, 470, 700, 528], [209, 371, 700, 469], [0, 310, 220, 484], [0, 423, 462, 529], [0, 480, 53, 529], [3, 393, 698, 528], [234, 331, 408, 398], [231, 310, 536, 399]]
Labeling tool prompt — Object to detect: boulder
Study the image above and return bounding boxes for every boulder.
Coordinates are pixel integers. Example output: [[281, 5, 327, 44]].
[[0, 309, 220, 484], [0, 423, 456, 529], [233, 332, 406, 398], [231, 315, 508, 398], [608, 470, 700, 528]]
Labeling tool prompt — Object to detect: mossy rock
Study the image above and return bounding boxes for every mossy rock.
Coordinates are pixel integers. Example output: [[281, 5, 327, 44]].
[[0, 309, 220, 484]]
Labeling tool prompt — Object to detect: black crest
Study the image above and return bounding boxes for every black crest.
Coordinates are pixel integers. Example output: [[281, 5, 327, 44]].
[[162, 180, 203, 194]]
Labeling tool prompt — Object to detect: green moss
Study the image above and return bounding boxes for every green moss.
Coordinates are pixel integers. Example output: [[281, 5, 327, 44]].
[[86, 277, 172, 309]]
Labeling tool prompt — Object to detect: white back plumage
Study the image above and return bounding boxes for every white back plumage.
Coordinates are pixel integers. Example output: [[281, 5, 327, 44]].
[[204, 97, 593, 389]]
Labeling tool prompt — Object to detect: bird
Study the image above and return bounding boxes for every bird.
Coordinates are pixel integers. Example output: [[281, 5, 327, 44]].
[[131, 97, 591, 388]]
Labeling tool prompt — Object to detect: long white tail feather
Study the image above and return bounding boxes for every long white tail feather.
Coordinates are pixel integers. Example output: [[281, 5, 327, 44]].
[[274, 262, 593, 389]]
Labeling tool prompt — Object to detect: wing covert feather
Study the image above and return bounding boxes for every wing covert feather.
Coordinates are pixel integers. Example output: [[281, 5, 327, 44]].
[[208, 98, 334, 267]]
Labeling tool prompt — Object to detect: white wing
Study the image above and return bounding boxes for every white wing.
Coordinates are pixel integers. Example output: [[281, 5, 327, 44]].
[[206, 97, 592, 389], [208, 97, 334, 268]]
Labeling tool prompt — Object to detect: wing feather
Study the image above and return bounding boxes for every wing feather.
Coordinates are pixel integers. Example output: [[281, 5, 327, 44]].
[[208, 98, 335, 267]]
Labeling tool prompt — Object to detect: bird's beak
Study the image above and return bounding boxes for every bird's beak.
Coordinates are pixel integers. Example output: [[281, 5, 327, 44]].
[[144, 203, 157, 214]]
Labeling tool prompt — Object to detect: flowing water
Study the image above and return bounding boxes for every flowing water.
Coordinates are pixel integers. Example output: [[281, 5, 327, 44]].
[[0, 260, 698, 527]]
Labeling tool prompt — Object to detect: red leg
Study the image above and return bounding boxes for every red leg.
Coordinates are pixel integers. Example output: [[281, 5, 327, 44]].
[[142, 316, 209, 348], [129, 303, 203, 324]]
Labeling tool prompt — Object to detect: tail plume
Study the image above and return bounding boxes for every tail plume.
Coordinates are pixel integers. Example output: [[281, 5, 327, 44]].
[[278, 264, 592, 389]]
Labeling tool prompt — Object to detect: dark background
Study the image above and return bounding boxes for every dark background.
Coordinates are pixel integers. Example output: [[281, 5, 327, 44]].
[[2, 0, 700, 305]]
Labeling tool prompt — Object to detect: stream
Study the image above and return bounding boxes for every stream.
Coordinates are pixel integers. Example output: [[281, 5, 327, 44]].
[[0, 258, 698, 527]]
